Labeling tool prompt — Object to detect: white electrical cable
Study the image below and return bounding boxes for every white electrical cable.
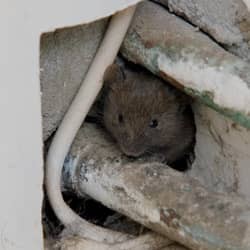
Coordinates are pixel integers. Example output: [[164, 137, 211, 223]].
[[243, 0, 250, 10], [45, 5, 137, 243]]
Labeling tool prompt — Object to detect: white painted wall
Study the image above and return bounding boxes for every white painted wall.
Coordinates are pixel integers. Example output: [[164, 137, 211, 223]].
[[1, 1, 141, 249]]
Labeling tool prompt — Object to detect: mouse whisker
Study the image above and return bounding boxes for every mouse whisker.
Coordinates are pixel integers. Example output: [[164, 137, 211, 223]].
[[145, 149, 154, 155], [95, 112, 104, 117]]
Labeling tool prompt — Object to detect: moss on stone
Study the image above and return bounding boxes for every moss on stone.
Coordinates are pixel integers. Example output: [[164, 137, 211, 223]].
[[185, 88, 250, 129]]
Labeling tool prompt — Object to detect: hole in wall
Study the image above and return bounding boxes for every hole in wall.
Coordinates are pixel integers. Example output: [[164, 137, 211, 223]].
[[42, 187, 145, 239], [40, 16, 196, 245]]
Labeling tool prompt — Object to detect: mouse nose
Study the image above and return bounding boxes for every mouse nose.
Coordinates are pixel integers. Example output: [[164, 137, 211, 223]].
[[127, 130, 135, 141], [120, 145, 142, 158], [119, 136, 144, 158]]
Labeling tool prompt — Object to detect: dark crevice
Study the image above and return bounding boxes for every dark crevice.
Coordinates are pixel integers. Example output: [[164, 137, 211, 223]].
[[63, 192, 115, 226], [43, 190, 143, 238], [170, 150, 195, 172]]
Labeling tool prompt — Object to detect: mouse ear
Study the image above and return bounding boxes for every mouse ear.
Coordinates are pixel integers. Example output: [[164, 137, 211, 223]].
[[103, 63, 126, 87], [175, 91, 193, 113]]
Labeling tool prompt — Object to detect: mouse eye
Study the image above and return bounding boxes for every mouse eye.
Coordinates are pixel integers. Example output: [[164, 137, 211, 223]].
[[149, 119, 158, 128], [118, 114, 124, 123]]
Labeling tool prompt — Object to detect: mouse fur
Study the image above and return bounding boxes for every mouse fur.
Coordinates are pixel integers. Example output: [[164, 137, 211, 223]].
[[103, 63, 195, 164]]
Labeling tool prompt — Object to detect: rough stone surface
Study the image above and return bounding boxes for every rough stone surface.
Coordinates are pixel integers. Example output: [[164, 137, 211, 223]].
[[154, 0, 250, 62], [189, 103, 250, 200], [40, 18, 108, 140]]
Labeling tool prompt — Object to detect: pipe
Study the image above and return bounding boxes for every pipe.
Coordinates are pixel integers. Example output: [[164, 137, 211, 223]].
[[45, 5, 137, 243]]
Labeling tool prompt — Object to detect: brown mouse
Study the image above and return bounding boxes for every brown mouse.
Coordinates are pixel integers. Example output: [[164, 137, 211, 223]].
[[103, 63, 195, 164]]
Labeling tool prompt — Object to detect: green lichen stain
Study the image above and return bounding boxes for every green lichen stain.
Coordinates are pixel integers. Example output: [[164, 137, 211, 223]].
[[185, 88, 250, 129], [121, 31, 161, 74]]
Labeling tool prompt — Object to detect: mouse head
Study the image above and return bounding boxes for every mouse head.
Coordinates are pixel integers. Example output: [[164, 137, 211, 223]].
[[103, 63, 189, 158]]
